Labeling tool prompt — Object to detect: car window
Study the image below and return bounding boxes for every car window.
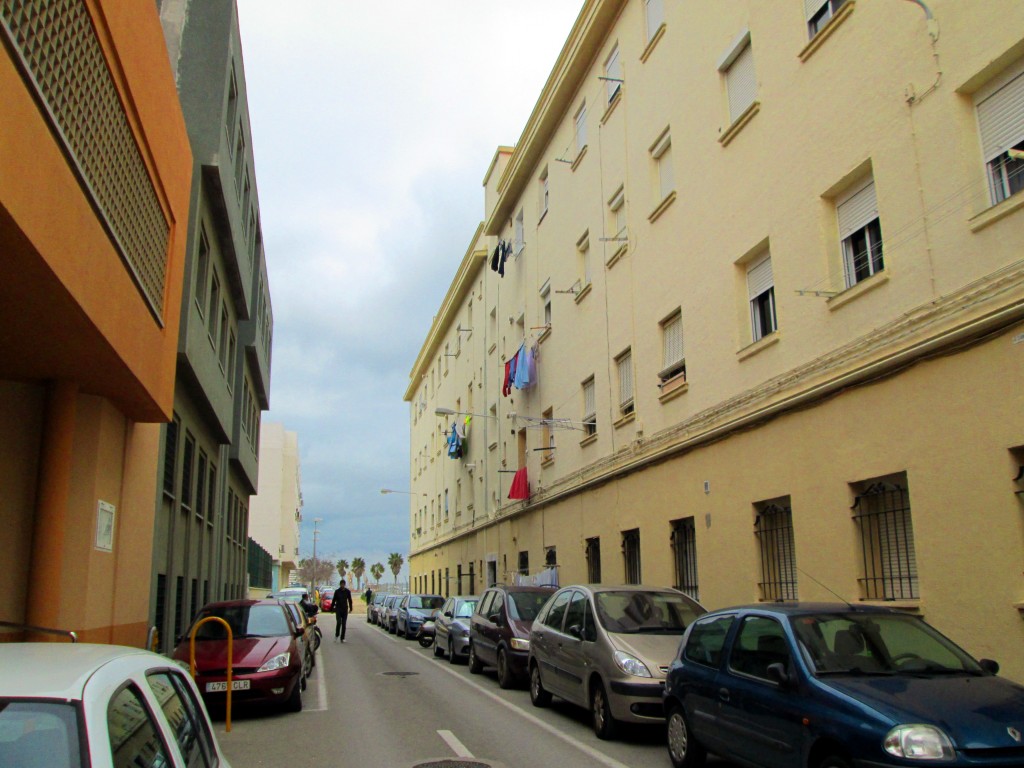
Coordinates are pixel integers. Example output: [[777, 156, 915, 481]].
[[107, 683, 172, 768], [455, 599, 477, 618], [543, 591, 571, 630], [728, 616, 790, 680], [477, 592, 494, 617], [0, 700, 81, 768], [595, 591, 703, 634], [193, 604, 290, 638], [564, 591, 587, 636], [683, 614, 735, 668], [508, 591, 550, 621], [582, 597, 598, 642], [489, 592, 505, 619], [147, 672, 214, 767]]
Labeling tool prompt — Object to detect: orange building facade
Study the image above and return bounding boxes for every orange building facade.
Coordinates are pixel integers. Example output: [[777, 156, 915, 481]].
[[0, 0, 192, 645]]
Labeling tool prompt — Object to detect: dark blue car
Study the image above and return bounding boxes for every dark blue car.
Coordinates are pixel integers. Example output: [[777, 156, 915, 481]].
[[663, 603, 1024, 768]]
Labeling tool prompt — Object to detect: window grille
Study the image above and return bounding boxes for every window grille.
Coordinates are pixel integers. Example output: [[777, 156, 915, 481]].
[[755, 502, 798, 601], [586, 537, 601, 583], [622, 528, 641, 584], [671, 517, 699, 601], [852, 481, 918, 600]]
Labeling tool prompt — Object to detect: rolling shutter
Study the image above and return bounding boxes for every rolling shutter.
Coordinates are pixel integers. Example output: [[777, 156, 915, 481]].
[[726, 42, 757, 122], [747, 253, 774, 300], [837, 180, 878, 240], [977, 70, 1024, 162]]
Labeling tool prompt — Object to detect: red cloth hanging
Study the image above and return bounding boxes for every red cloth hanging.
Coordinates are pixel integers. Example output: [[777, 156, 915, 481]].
[[508, 467, 530, 500]]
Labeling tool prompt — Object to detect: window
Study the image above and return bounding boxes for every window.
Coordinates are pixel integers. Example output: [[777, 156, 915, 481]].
[[207, 271, 220, 346], [218, 304, 229, 370], [544, 590, 571, 630], [976, 65, 1024, 206], [194, 229, 209, 314], [162, 417, 179, 497], [226, 67, 238, 140], [582, 377, 596, 437], [754, 499, 798, 601], [683, 614, 734, 668], [650, 129, 674, 203], [660, 310, 686, 382], [719, 31, 756, 123], [539, 166, 549, 218], [518, 551, 529, 576], [622, 528, 641, 584], [107, 685, 171, 767], [604, 44, 622, 104], [670, 517, 699, 601], [206, 462, 217, 526], [195, 451, 207, 521], [540, 280, 551, 329], [233, 127, 245, 192], [728, 616, 790, 680], [852, 476, 918, 600], [806, 0, 848, 38], [585, 537, 601, 583], [576, 230, 591, 290], [838, 179, 883, 287], [644, 0, 664, 44], [541, 407, 555, 462], [514, 208, 524, 254], [616, 349, 634, 416], [180, 432, 195, 512], [747, 253, 777, 342], [574, 101, 587, 155], [608, 186, 626, 244]]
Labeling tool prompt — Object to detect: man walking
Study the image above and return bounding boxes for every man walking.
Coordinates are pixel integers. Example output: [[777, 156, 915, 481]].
[[332, 580, 354, 641]]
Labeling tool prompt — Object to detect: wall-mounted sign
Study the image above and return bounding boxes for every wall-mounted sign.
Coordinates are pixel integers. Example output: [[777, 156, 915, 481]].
[[96, 500, 115, 552]]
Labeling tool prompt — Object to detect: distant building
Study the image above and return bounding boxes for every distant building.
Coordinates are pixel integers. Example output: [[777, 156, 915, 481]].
[[0, 1, 192, 644], [407, 1, 1024, 679], [248, 423, 303, 596], [152, 0, 273, 650]]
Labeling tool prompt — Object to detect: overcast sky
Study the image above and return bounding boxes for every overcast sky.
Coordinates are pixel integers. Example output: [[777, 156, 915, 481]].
[[236, 2, 585, 584]]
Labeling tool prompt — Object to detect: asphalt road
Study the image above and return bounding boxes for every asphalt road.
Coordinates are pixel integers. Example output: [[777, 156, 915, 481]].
[[211, 610, 734, 768]]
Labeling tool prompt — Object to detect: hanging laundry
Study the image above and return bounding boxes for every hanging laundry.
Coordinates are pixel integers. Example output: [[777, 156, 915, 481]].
[[498, 240, 509, 277], [447, 424, 463, 459], [508, 466, 530, 500], [502, 358, 513, 397], [513, 342, 530, 389]]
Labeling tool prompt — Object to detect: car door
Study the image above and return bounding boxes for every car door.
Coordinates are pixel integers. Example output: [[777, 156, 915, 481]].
[[532, 589, 572, 697], [715, 614, 805, 768], [678, 613, 737, 758], [436, 598, 454, 646], [473, 590, 501, 665], [555, 590, 593, 707]]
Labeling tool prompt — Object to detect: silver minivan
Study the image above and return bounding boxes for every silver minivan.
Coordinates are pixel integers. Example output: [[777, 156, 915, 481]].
[[528, 584, 705, 739]]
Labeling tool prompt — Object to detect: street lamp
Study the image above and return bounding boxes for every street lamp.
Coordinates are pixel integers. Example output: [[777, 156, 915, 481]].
[[310, 517, 322, 594], [380, 488, 427, 496]]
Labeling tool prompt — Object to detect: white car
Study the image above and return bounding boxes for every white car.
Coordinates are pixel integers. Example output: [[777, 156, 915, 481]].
[[0, 643, 231, 768]]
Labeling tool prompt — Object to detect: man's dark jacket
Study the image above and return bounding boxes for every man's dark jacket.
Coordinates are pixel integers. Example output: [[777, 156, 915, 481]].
[[332, 586, 353, 615]]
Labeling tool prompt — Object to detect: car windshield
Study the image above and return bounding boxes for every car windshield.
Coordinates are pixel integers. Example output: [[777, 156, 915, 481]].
[[508, 591, 551, 621], [595, 591, 703, 634], [192, 604, 291, 639], [408, 596, 445, 610], [0, 700, 81, 768], [455, 600, 478, 618], [792, 612, 985, 676]]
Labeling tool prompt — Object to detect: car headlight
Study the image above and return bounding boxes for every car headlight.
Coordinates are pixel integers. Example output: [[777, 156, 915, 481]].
[[455, 626, 469, 637], [257, 652, 291, 672], [509, 637, 531, 651], [883, 725, 955, 760], [613, 650, 652, 678]]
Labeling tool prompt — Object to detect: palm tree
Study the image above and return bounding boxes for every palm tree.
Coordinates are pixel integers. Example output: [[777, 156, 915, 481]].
[[336, 559, 349, 582], [351, 557, 366, 589], [387, 552, 404, 585], [371, 562, 385, 584]]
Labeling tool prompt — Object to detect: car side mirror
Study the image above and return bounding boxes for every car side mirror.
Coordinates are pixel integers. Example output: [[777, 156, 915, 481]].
[[489, 612, 501, 623], [979, 658, 1000, 675], [567, 624, 583, 640], [766, 662, 791, 687]]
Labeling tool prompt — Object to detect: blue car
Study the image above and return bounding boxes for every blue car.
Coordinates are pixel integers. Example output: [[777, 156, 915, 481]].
[[396, 594, 444, 639], [664, 603, 1024, 768]]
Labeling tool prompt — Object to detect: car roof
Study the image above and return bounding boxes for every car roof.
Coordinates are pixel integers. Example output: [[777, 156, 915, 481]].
[[0, 643, 171, 700]]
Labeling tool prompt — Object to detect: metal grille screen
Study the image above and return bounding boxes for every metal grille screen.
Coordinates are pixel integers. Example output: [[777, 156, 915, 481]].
[[1, 0, 170, 320]]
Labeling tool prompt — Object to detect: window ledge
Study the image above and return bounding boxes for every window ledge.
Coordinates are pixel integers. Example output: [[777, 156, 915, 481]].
[[658, 373, 688, 403], [827, 271, 889, 311], [737, 331, 780, 361], [969, 192, 1024, 233], [571, 145, 588, 172], [640, 24, 666, 63], [541, 457, 555, 468], [606, 243, 628, 269], [538, 325, 552, 345], [613, 411, 636, 429], [798, 1, 856, 63], [601, 90, 622, 125], [648, 191, 677, 223], [580, 433, 598, 448], [574, 282, 593, 304], [718, 101, 760, 147]]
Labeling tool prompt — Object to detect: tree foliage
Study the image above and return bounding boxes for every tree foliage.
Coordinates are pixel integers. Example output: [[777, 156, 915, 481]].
[[351, 557, 366, 589], [387, 552, 404, 584], [336, 559, 349, 581], [370, 562, 385, 583]]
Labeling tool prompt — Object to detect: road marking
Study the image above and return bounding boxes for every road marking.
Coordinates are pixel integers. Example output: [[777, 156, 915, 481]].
[[405, 647, 632, 768], [437, 729, 473, 758], [304, 649, 328, 712]]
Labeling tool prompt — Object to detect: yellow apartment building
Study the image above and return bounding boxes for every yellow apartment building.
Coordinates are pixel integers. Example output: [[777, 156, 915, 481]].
[[406, 0, 1024, 679], [0, 1, 192, 644]]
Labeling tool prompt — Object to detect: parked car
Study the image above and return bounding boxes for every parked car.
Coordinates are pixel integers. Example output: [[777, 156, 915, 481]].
[[381, 594, 404, 633], [397, 594, 445, 638], [468, 584, 555, 688], [279, 599, 318, 669], [172, 599, 306, 712], [0, 642, 232, 768], [369, 592, 388, 624], [320, 590, 334, 612], [434, 595, 479, 663], [664, 602, 1024, 768], [528, 584, 705, 739]]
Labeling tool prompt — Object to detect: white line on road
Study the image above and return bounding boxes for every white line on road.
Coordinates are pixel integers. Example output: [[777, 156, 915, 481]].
[[437, 729, 473, 758], [406, 647, 633, 768], [304, 646, 328, 712]]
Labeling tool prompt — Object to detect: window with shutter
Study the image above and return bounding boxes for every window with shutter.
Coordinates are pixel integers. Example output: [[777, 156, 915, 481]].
[[616, 349, 633, 414], [651, 129, 674, 202], [806, 0, 847, 39], [645, 0, 664, 44], [605, 45, 622, 103], [837, 179, 883, 287], [724, 41, 756, 123], [575, 101, 587, 155], [976, 65, 1024, 205], [660, 311, 685, 381], [582, 377, 596, 436], [747, 253, 777, 342], [755, 500, 798, 601]]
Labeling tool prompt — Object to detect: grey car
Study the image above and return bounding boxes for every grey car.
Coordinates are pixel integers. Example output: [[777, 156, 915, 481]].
[[528, 584, 705, 739], [380, 594, 403, 633], [433, 596, 478, 663]]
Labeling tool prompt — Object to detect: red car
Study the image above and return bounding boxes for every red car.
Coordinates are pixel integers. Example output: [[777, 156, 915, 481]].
[[173, 599, 306, 712], [320, 591, 334, 612]]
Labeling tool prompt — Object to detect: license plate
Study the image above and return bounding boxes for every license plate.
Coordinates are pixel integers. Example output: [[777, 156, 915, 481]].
[[206, 680, 250, 692]]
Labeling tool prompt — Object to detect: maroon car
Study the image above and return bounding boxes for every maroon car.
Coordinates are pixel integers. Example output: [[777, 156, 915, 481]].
[[173, 599, 306, 712], [468, 585, 556, 688]]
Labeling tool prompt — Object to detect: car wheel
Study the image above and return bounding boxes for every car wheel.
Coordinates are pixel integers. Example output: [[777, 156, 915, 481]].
[[497, 648, 515, 689], [666, 705, 706, 768], [590, 680, 618, 740], [818, 757, 852, 768], [284, 676, 303, 713], [529, 663, 552, 707], [468, 642, 483, 674], [447, 638, 458, 665], [433, 635, 444, 657]]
